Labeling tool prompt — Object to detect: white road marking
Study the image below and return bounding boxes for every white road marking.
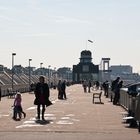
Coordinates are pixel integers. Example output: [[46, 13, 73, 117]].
[[44, 114, 55, 117], [16, 113, 78, 128], [16, 124, 41, 128], [45, 117, 56, 120], [56, 120, 73, 125], [26, 106, 36, 110], [0, 113, 10, 118], [65, 114, 75, 117], [23, 120, 35, 124], [71, 119, 80, 122], [2, 114, 9, 117], [30, 117, 36, 121], [61, 117, 70, 120]]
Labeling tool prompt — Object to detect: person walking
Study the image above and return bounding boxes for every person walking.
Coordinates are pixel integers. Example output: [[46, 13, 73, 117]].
[[82, 80, 87, 93], [61, 80, 67, 99], [57, 80, 63, 99], [88, 80, 92, 93], [112, 77, 123, 105], [34, 76, 51, 121], [12, 92, 26, 121], [102, 80, 109, 98]]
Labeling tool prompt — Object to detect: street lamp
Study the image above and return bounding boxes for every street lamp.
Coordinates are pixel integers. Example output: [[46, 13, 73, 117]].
[[48, 65, 51, 78], [67, 70, 69, 82], [48, 65, 51, 85], [53, 67, 56, 87], [40, 62, 43, 75], [12, 53, 16, 90], [29, 59, 32, 92], [40, 62, 43, 68]]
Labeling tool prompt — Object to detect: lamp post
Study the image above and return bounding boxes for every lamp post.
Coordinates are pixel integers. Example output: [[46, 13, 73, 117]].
[[48, 65, 51, 85], [29, 59, 32, 92], [54, 67, 56, 87], [12, 53, 16, 90], [67, 70, 69, 82], [48, 65, 51, 78], [40, 62, 43, 75]]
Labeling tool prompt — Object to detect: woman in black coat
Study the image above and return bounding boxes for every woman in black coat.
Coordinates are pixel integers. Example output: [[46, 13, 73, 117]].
[[34, 76, 51, 120]]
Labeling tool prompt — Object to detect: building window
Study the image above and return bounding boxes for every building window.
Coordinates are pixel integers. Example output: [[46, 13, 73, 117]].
[[82, 65, 89, 72]]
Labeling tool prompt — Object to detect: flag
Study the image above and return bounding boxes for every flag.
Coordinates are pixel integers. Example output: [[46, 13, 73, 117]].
[[88, 40, 93, 43]]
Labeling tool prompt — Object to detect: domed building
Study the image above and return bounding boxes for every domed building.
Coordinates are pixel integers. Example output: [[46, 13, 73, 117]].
[[72, 50, 99, 83]]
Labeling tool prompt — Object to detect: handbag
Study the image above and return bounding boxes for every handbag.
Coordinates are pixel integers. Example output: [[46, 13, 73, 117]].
[[34, 98, 39, 105], [46, 99, 53, 107]]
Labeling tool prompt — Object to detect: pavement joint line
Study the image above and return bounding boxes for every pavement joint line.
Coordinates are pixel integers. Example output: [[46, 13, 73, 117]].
[[0, 130, 114, 134]]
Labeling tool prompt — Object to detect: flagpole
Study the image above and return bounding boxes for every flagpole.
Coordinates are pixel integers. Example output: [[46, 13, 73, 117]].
[[86, 40, 88, 50], [87, 39, 93, 50]]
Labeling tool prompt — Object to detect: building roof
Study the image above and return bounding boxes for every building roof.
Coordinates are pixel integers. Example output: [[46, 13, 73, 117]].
[[81, 50, 91, 56]]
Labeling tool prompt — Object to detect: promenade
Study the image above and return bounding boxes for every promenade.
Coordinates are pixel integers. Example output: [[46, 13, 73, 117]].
[[0, 84, 140, 140]]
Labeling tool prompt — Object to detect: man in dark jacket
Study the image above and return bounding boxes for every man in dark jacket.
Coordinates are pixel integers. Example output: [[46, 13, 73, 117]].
[[34, 76, 51, 120], [102, 80, 109, 97], [112, 77, 122, 105], [61, 80, 67, 99]]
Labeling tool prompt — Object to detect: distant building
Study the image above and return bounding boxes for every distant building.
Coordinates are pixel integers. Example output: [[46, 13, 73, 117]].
[[109, 65, 140, 85], [13, 65, 25, 74], [0, 65, 4, 72], [110, 65, 133, 75], [72, 50, 99, 83], [57, 67, 72, 81]]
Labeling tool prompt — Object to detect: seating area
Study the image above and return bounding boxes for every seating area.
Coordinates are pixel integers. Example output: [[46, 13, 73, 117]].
[[92, 90, 102, 104]]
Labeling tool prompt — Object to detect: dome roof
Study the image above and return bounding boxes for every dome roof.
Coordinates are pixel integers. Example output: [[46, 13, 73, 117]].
[[79, 50, 92, 63], [81, 50, 92, 57], [81, 50, 91, 56]]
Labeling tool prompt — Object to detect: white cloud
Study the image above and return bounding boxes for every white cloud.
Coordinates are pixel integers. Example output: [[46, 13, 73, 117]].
[[46, 15, 92, 24], [0, 15, 15, 22], [22, 32, 56, 37], [0, 6, 9, 10]]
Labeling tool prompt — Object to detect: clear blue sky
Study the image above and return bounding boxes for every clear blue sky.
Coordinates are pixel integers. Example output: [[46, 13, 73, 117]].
[[0, 0, 140, 73]]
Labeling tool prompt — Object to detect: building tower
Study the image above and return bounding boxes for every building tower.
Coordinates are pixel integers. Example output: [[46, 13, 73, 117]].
[[99, 58, 111, 82], [73, 50, 99, 83]]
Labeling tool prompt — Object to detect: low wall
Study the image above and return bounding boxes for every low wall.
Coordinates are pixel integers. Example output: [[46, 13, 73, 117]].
[[1, 84, 29, 96]]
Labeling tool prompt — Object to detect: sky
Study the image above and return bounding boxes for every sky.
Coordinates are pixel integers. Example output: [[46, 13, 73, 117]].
[[0, 0, 140, 73]]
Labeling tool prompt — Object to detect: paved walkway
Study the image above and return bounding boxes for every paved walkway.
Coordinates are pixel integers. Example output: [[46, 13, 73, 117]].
[[0, 84, 140, 140]]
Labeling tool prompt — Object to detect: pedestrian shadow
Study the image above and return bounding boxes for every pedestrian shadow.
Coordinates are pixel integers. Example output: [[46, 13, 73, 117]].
[[35, 119, 52, 125], [94, 102, 104, 104]]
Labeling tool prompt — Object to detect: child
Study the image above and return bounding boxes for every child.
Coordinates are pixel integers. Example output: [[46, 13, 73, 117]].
[[12, 93, 26, 121]]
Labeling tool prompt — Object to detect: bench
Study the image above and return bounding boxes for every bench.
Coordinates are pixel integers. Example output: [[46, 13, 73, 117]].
[[92, 91, 102, 104], [7, 88, 17, 98]]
